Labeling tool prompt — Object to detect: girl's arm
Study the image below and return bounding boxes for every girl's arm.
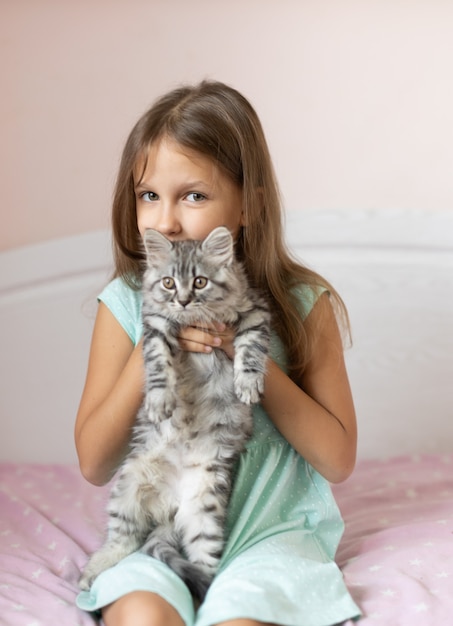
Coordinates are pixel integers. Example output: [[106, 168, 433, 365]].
[[178, 293, 357, 484], [74, 302, 145, 486], [261, 296, 357, 483]]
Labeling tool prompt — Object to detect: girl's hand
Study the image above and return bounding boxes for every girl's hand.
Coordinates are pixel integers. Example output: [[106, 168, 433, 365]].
[[178, 322, 236, 359]]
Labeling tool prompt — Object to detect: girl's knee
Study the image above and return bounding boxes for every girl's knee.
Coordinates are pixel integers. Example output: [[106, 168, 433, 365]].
[[102, 591, 185, 626]]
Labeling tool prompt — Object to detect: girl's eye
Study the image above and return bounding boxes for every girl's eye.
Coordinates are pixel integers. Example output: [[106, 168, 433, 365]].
[[193, 276, 208, 289], [162, 277, 175, 289], [186, 192, 206, 202], [141, 191, 158, 202]]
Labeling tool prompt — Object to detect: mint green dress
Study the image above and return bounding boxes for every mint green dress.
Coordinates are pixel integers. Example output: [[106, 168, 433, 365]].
[[76, 278, 361, 626]]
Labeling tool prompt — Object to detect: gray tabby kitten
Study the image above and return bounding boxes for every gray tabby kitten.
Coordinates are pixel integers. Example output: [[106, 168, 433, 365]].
[[79, 226, 270, 600]]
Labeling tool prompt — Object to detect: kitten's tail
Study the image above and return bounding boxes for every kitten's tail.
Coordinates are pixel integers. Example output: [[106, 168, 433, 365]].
[[143, 539, 214, 601], [173, 559, 214, 602]]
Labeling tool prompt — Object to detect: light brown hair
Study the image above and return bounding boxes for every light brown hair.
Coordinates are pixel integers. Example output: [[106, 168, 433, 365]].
[[111, 80, 349, 380]]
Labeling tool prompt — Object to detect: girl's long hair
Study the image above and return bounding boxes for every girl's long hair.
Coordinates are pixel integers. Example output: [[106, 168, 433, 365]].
[[111, 80, 349, 381]]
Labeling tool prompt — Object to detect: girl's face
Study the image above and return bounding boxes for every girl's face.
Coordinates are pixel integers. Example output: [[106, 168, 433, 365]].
[[134, 137, 245, 242]]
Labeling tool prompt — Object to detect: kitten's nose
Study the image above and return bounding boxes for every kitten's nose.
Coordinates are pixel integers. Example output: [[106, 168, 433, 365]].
[[178, 297, 191, 308]]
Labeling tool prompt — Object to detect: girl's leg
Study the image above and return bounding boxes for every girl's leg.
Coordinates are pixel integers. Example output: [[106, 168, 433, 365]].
[[102, 591, 185, 626]]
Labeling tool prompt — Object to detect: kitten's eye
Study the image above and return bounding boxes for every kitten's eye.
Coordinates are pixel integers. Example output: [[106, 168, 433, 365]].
[[162, 277, 175, 289], [193, 276, 208, 289]]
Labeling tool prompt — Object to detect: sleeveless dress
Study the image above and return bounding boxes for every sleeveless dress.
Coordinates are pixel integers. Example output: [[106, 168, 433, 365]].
[[76, 278, 361, 626]]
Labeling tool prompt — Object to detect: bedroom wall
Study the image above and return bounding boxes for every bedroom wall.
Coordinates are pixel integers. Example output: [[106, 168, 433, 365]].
[[2, 0, 453, 251]]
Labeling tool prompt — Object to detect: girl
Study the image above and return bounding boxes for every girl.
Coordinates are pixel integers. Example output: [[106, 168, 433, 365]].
[[75, 80, 361, 626]]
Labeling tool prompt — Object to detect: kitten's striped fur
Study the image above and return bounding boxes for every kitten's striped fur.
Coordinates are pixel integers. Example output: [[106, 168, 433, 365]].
[[79, 227, 270, 600]]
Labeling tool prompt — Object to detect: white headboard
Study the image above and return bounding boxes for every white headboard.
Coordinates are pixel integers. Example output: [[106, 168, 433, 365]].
[[1, 209, 452, 464], [0, 232, 112, 464]]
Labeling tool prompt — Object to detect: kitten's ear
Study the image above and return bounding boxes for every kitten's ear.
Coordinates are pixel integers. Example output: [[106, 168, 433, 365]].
[[202, 227, 234, 266], [143, 229, 172, 266]]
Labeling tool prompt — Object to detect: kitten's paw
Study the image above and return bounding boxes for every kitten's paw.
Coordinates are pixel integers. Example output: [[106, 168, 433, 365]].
[[78, 571, 94, 591], [234, 372, 265, 405], [78, 560, 104, 591], [79, 543, 131, 590]]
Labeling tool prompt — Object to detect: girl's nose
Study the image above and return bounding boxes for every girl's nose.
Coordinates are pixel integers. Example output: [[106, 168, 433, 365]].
[[157, 205, 181, 237]]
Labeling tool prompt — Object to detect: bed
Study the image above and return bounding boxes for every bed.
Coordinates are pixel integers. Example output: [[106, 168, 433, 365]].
[[1, 208, 452, 624]]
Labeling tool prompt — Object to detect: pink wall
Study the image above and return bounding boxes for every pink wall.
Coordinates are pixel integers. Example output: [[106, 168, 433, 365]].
[[2, 0, 453, 251]]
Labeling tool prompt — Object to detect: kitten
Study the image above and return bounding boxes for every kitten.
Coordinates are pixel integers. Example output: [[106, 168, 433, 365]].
[[79, 226, 270, 600]]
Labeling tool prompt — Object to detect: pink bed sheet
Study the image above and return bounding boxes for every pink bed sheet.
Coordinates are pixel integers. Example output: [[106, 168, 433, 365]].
[[1, 455, 452, 625], [335, 455, 453, 625], [0, 464, 106, 625]]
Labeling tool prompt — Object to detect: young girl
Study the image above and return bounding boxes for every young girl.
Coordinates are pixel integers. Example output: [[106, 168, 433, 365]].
[[75, 80, 361, 626]]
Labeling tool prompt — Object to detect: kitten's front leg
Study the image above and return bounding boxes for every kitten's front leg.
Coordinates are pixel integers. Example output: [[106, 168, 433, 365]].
[[143, 327, 178, 421], [233, 365, 265, 405], [144, 365, 177, 422], [233, 311, 270, 405]]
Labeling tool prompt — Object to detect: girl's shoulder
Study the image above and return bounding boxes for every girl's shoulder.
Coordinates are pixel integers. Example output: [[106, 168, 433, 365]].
[[290, 283, 329, 321], [98, 277, 143, 345]]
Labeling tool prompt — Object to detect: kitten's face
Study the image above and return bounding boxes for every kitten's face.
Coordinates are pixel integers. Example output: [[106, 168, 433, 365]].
[[143, 227, 236, 325]]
